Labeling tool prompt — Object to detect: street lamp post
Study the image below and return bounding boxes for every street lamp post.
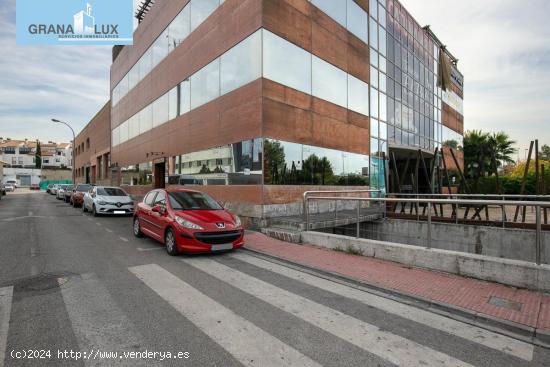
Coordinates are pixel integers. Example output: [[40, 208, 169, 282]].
[[51, 119, 76, 186]]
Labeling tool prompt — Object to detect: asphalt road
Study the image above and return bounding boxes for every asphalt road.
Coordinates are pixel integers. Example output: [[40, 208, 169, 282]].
[[0, 191, 549, 367]]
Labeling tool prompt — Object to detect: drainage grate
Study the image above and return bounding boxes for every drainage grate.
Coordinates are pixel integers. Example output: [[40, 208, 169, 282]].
[[488, 296, 523, 311]]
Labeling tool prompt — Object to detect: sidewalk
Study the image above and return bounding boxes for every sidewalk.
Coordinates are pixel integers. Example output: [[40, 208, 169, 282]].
[[244, 231, 550, 338]]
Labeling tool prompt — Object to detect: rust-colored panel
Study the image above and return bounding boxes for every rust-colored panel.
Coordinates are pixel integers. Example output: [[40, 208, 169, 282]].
[[263, 97, 313, 144], [262, 0, 312, 51], [311, 21, 348, 71], [75, 101, 111, 174], [311, 96, 348, 122]]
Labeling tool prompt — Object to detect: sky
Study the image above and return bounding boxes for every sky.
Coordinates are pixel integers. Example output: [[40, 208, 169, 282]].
[[0, 0, 549, 156]]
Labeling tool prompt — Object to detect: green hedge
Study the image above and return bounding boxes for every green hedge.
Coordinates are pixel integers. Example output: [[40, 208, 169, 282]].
[[466, 175, 548, 195]]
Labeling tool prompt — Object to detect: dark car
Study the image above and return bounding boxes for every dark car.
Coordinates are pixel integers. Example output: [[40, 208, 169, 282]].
[[63, 185, 75, 203], [71, 184, 93, 207], [133, 188, 244, 255]]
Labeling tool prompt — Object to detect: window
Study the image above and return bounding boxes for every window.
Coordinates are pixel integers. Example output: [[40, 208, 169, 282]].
[[139, 105, 153, 134], [119, 121, 129, 144], [369, 19, 378, 49], [179, 79, 191, 115], [263, 30, 311, 95], [370, 87, 379, 118], [220, 31, 262, 95], [191, 0, 219, 30], [168, 86, 178, 120], [168, 6, 191, 53], [346, 0, 368, 43], [310, 0, 346, 27], [153, 191, 166, 206], [144, 192, 157, 206], [312, 56, 347, 108], [348, 75, 369, 116], [128, 114, 139, 140], [191, 59, 220, 109], [152, 30, 169, 67], [152, 92, 169, 127], [139, 49, 152, 81]]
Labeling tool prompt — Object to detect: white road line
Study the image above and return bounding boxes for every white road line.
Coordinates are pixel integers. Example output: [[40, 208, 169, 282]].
[[119, 237, 129, 242], [59, 274, 153, 366], [105, 228, 113, 233], [232, 253, 534, 361], [0, 287, 14, 367], [30, 265, 39, 276], [28, 211, 33, 216], [185, 259, 476, 367], [95, 222, 101, 226], [136, 247, 163, 252], [129, 264, 322, 367]]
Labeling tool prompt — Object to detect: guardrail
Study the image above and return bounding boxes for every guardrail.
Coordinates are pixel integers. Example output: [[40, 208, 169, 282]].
[[303, 196, 550, 265]]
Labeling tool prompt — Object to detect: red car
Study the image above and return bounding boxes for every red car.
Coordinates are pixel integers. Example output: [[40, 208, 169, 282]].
[[133, 188, 244, 255], [71, 184, 93, 207]]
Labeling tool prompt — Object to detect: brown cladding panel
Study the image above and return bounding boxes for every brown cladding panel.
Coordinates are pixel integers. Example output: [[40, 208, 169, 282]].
[[75, 101, 111, 170]]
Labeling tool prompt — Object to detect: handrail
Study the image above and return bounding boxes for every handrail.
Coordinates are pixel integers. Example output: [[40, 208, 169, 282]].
[[388, 193, 550, 200], [302, 189, 381, 225], [303, 195, 549, 265]]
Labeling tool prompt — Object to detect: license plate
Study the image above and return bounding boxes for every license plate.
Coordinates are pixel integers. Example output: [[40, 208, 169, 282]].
[[114, 210, 126, 214], [211, 243, 233, 251]]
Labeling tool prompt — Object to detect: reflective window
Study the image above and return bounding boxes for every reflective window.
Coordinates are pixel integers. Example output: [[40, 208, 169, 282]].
[[121, 162, 153, 186], [310, 0, 346, 27], [312, 56, 347, 108], [129, 65, 139, 90], [263, 30, 311, 95], [139, 49, 152, 81], [169, 86, 178, 120], [370, 17, 378, 49], [152, 30, 169, 67], [168, 6, 191, 53], [119, 121, 128, 144], [179, 79, 191, 115], [346, 0, 368, 43], [152, 92, 169, 128], [139, 105, 153, 134], [379, 92, 387, 121], [128, 114, 139, 139], [371, 119, 379, 138], [191, 59, 220, 109], [191, 0, 219, 30], [112, 127, 120, 147], [370, 87, 379, 118], [369, 0, 378, 20], [347, 75, 369, 116], [220, 31, 262, 95], [264, 139, 370, 186]]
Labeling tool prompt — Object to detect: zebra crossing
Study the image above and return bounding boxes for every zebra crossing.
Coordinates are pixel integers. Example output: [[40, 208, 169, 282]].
[[0, 254, 547, 367]]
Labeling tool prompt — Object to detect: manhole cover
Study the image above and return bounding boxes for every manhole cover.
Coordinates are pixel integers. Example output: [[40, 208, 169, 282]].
[[488, 296, 523, 311]]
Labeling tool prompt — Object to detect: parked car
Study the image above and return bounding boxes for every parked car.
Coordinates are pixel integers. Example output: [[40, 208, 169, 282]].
[[56, 185, 69, 200], [46, 184, 54, 194], [71, 184, 93, 207], [50, 184, 59, 195], [63, 185, 75, 203], [83, 186, 134, 216], [30, 184, 40, 191], [4, 183, 15, 192], [133, 188, 244, 255], [5, 180, 17, 189], [0, 183, 5, 197]]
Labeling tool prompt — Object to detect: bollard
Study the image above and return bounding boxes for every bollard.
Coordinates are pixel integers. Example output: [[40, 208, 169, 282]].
[[536, 205, 541, 265], [427, 202, 432, 249], [304, 198, 309, 232], [501, 204, 506, 229], [356, 200, 360, 239]]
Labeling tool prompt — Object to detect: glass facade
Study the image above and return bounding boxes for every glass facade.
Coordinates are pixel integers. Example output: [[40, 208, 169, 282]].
[[112, 0, 226, 106], [112, 29, 370, 148], [121, 162, 153, 186]]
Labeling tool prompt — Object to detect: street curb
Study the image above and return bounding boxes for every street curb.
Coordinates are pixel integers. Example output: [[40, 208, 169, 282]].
[[242, 246, 550, 350]]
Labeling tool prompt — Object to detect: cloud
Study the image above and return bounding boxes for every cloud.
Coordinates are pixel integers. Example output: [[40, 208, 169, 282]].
[[400, 0, 550, 152], [0, 0, 112, 143]]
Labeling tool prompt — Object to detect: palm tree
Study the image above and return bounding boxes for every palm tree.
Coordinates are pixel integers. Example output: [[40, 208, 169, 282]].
[[487, 132, 516, 171], [463, 130, 490, 180]]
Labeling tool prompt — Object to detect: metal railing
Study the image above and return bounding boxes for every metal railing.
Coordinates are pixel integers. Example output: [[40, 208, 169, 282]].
[[302, 190, 381, 225], [303, 196, 550, 265]]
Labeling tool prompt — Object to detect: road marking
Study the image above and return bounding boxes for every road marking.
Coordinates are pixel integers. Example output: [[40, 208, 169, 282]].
[[28, 211, 33, 216], [95, 222, 102, 226], [136, 247, 163, 252], [30, 247, 38, 258], [232, 253, 534, 361], [59, 274, 152, 366], [129, 264, 321, 367], [0, 287, 14, 367], [105, 228, 113, 233], [30, 265, 39, 276], [119, 237, 129, 242], [185, 258, 476, 367]]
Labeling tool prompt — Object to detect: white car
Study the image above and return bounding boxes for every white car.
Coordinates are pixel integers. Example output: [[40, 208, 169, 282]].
[[50, 184, 59, 195], [4, 183, 14, 192], [56, 184, 69, 200], [83, 186, 134, 217]]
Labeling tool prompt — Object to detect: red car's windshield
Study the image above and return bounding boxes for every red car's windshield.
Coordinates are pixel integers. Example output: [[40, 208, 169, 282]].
[[168, 192, 222, 211]]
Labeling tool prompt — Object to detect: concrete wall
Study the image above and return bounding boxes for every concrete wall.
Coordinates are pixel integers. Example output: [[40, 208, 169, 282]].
[[41, 169, 72, 182], [330, 219, 549, 264], [301, 231, 550, 292]]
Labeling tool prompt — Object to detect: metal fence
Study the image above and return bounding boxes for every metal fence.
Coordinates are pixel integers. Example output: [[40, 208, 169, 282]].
[[303, 195, 550, 265]]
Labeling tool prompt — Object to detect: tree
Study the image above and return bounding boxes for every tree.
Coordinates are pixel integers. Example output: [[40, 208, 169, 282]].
[[463, 130, 516, 180], [35, 141, 42, 169], [540, 144, 550, 161], [488, 132, 516, 167], [263, 139, 286, 184]]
